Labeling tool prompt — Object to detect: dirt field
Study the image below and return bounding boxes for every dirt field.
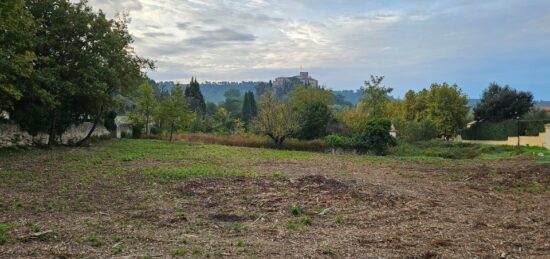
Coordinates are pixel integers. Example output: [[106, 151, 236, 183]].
[[1, 139, 549, 258]]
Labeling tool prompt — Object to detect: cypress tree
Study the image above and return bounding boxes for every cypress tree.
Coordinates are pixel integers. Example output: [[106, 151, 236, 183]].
[[185, 77, 206, 115], [242, 92, 251, 124]]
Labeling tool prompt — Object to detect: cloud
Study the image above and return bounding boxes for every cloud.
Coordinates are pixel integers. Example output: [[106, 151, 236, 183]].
[[82, 0, 550, 99]]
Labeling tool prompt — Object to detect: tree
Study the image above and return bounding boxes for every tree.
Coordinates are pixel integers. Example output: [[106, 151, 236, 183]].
[[134, 81, 156, 136], [0, 0, 36, 112], [213, 107, 233, 134], [241, 91, 257, 127], [156, 85, 194, 141], [359, 75, 393, 117], [474, 83, 534, 122], [253, 91, 299, 147], [255, 81, 272, 97], [185, 77, 206, 115], [362, 118, 396, 156], [425, 83, 469, 136], [10, 0, 152, 146], [288, 85, 334, 140]]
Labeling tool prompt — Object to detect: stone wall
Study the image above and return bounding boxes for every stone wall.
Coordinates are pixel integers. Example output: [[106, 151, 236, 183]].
[[0, 122, 111, 148]]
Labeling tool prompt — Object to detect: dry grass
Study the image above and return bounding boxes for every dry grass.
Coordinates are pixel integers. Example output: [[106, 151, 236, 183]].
[[167, 133, 326, 152]]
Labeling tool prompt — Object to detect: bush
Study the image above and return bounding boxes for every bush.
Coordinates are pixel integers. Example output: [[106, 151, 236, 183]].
[[461, 119, 546, 140], [362, 118, 396, 156], [393, 119, 438, 142], [132, 124, 143, 139]]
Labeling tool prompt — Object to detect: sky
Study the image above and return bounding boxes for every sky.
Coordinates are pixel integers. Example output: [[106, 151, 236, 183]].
[[85, 0, 550, 100]]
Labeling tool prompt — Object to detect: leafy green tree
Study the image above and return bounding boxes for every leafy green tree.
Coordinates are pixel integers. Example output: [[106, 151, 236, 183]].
[[289, 85, 334, 140], [213, 107, 233, 134], [134, 81, 156, 136], [425, 83, 469, 136], [253, 91, 300, 147], [362, 118, 396, 156], [0, 0, 36, 112], [156, 85, 194, 141], [359, 75, 393, 117], [185, 77, 206, 115], [474, 83, 534, 122], [11, 0, 151, 146]]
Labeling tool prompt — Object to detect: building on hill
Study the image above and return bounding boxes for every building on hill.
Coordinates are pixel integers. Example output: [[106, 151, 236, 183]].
[[273, 72, 319, 96]]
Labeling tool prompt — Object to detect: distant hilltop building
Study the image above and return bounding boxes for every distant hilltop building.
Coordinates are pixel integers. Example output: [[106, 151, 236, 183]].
[[273, 72, 319, 95]]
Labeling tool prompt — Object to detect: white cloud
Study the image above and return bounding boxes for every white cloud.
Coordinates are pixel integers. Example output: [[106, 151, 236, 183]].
[[81, 0, 550, 99]]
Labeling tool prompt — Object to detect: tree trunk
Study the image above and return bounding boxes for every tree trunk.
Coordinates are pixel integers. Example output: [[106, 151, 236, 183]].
[[145, 113, 149, 136], [48, 115, 57, 147], [169, 122, 174, 142], [76, 119, 98, 147]]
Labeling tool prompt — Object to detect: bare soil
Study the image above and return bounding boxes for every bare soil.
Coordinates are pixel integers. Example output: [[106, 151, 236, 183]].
[[0, 141, 549, 258]]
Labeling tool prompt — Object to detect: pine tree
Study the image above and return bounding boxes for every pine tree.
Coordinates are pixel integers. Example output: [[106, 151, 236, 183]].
[[185, 77, 206, 115], [242, 91, 258, 126]]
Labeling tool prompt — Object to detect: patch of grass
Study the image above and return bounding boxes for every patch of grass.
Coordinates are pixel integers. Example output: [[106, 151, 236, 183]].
[[441, 172, 465, 181], [171, 246, 187, 257], [86, 234, 102, 247], [298, 216, 312, 225], [235, 239, 245, 247], [192, 246, 203, 256], [335, 215, 346, 224], [0, 224, 10, 245], [230, 223, 247, 233], [145, 166, 256, 180], [290, 204, 304, 217], [285, 222, 297, 230]]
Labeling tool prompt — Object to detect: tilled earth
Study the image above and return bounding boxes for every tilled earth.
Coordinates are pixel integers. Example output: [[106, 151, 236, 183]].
[[0, 140, 549, 258]]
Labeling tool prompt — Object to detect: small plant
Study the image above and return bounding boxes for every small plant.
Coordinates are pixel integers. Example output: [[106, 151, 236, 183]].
[[0, 224, 10, 245], [290, 204, 303, 216], [192, 246, 202, 256], [235, 239, 245, 247], [121, 155, 134, 162], [298, 216, 312, 225], [113, 244, 123, 255], [335, 215, 346, 224], [230, 223, 246, 232], [171, 246, 187, 257], [285, 222, 297, 230], [30, 223, 41, 233], [86, 234, 102, 247]]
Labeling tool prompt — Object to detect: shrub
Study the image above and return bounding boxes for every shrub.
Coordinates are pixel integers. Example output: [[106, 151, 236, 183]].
[[393, 119, 438, 142], [461, 119, 546, 140], [362, 118, 396, 155], [132, 124, 143, 139]]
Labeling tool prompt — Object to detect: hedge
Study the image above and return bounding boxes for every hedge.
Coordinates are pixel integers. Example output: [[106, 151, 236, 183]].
[[461, 119, 548, 140]]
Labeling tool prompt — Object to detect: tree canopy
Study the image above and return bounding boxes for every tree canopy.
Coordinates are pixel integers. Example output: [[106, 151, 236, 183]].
[[359, 75, 393, 117], [474, 83, 534, 122]]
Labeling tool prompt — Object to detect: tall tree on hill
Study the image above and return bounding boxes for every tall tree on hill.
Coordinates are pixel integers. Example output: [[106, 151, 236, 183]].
[[474, 83, 534, 122], [185, 77, 206, 115]]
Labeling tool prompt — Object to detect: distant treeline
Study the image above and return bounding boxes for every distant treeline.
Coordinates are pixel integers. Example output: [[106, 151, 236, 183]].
[[151, 80, 364, 105]]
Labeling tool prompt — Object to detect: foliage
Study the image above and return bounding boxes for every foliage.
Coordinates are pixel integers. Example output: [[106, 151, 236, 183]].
[[362, 118, 396, 155], [241, 91, 258, 127], [156, 85, 194, 141], [461, 119, 546, 140], [289, 86, 334, 140], [359, 75, 393, 117], [185, 77, 206, 115], [133, 81, 156, 135], [338, 108, 370, 135], [212, 107, 234, 134], [400, 83, 469, 136], [103, 111, 117, 132], [252, 91, 300, 146], [392, 119, 439, 142], [0, 0, 36, 112], [7, 0, 151, 146], [474, 83, 534, 122]]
